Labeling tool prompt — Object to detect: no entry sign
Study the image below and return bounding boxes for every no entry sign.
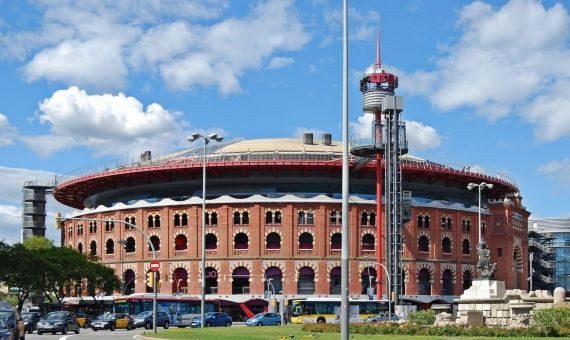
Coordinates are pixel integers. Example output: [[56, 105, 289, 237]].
[[150, 260, 160, 272]]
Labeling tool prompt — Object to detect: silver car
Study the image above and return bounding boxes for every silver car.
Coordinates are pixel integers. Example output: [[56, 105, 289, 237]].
[[364, 312, 399, 323]]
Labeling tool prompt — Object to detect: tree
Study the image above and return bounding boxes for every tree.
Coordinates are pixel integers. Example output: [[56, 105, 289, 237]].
[[23, 236, 53, 250]]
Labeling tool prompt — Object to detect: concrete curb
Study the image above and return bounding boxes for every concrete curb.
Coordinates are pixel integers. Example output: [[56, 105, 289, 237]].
[[134, 333, 168, 340]]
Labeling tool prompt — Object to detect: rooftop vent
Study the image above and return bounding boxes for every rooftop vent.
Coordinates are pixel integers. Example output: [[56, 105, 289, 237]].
[[322, 133, 332, 146], [303, 133, 313, 145], [141, 150, 152, 162]]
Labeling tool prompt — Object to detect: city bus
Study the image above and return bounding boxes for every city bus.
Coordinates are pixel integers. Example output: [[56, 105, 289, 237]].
[[113, 294, 218, 327], [290, 297, 389, 324]]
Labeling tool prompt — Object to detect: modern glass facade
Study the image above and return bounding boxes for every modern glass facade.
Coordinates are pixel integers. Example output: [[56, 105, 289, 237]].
[[553, 233, 570, 290], [529, 218, 570, 291]]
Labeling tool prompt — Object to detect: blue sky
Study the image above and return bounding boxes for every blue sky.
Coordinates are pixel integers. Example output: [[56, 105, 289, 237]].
[[0, 0, 569, 243]]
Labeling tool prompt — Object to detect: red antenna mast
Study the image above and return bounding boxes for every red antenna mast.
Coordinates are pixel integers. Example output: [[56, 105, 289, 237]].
[[376, 26, 381, 67]]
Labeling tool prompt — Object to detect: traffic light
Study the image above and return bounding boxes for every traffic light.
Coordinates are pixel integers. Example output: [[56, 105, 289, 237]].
[[146, 271, 155, 287], [54, 212, 63, 229]]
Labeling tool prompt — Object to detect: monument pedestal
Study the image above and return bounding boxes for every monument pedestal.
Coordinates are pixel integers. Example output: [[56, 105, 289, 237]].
[[455, 280, 506, 326], [460, 279, 505, 300]]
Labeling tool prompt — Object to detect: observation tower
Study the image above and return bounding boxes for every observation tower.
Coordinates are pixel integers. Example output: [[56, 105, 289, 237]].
[[351, 31, 408, 303]]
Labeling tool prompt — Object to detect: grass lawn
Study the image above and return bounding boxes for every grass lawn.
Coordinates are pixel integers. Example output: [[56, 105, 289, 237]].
[[143, 325, 562, 340]]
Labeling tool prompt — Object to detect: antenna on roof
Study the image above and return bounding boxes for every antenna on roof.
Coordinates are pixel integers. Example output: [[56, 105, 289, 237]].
[[375, 26, 381, 67]]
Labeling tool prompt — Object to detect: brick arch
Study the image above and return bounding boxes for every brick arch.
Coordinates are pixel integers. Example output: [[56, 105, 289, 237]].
[[232, 227, 250, 238], [401, 263, 410, 283], [229, 261, 253, 274], [513, 244, 524, 273], [265, 227, 282, 238], [146, 212, 161, 218], [440, 264, 457, 283], [416, 262, 434, 283], [330, 227, 341, 236], [360, 229, 376, 238], [264, 208, 282, 213], [462, 264, 475, 273], [441, 232, 453, 248], [172, 210, 189, 216], [295, 261, 319, 282], [148, 230, 161, 237], [326, 261, 341, 283], [123, 263, 137, 276], [172, 230, 189, 246], [262, 261, 286, 282], [462, 235, 472, 243], [205, 227, 218, 238], [76, 240, 84, 248], [197, 261, 221, 276], [168, 262, 191, 283], [297, 227, 315, 237]]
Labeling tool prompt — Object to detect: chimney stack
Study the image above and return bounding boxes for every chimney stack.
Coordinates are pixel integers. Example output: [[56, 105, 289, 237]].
[[322, 133, 332, 146], [303, 133, 313, 145]]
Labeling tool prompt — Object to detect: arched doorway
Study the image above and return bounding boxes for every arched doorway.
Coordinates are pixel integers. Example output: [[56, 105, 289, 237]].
[[442, 269, 453, 295], [232, 267, 250, 294], [172, 268, 188, 294], [329, 267, 341, 294], [205, 267, 218, 294], [297, 267, 315, 294], [462, 270, 472, 290], [265, 266, 283, 294], [418, 268, 431, 295], [123, 269, 135, 295], [361, 267, 377, 295]]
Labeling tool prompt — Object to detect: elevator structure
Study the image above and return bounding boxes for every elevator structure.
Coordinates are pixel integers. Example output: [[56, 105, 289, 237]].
[[350, 36, 408, 304], [22, 180, 55, 242]]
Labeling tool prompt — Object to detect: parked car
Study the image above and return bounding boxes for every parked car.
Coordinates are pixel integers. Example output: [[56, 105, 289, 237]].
[[190, 312, 232, 328], [364, 312, 399, 323], [0, 319, 15, 340], [20, 313, 41, 334], [91, 313, 134, 331], [74, 313, 92, 329], [0, 309, 24, 340], [245, 313, 281, 326], [132, 311, 170, 329], [36, 311, 79, 335]]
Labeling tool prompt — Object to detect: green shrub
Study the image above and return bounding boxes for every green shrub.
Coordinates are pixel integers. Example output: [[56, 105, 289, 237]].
[[407, 309, 436, 326], [533, 307, 570, 336]]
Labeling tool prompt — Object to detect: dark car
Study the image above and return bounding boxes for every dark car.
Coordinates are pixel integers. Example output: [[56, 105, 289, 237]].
[[190, 312, 232, 328], [37, 311, 79, 335], [0, 318, 15, 340], [132, 311, 170, 329], [0, 310, 24, 340], [91, 313, 134, 331], [20, 313, 40, 334]]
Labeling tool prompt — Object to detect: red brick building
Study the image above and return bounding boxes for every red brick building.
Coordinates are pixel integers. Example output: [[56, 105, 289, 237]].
[[55, 137, 529, 310]]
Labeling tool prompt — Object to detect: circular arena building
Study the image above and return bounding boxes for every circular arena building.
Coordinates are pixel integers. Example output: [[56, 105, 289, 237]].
[[55, 134, 530, 315]]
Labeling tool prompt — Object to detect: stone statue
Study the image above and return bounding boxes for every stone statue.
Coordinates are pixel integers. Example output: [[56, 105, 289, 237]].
[[476, 241, 497, 279]]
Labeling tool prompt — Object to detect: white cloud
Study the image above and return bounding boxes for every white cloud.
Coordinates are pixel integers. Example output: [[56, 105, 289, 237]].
[[268, 57, 294, 69], [324, 8, 381, 41], [538, 157, 570, 187], [22, 86, 188, 157], [350, 114, 442, 152], [0, 113, 17, 146], [0, 204, 22, 244], [0, 166, 57, 202], [403, 0, 570, 141], [0, 0, 309, 93]]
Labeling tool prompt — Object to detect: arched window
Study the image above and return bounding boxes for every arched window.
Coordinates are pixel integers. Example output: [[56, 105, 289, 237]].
[[297, 267, 315, 294], [149, 236, 160, 252], [361, 212, 368, 226], [463, 270, 473, 290], [462, 239, 471, 255], [441, 217, 446, 229], [362, 234, 375, 250], [78, 242, 83, 254], [210, 212, 218, 225], [331, 233, 342, 250], [89, 221, 97, 234], [297, 211, 305, 224], [174, 214, 180, 227], [265, 266, 283, 294], [175, 235, 187, 251], [181, 213, 188, 226], [233, 211, 241, 225], [447, 218, 452, 230], [306, 211, 314, 225], [147, 215, 154, 228], [232, 267, 250, 294], [299, 232, 313, 250], [441, 237, 452, 254], [77, 224, 83, 236], [274, 211, 282, 224], [369, 212, 376, 226], [234, 233, 248, 250], [89, 240, 97, 256], [330, 211, 337, 224], [172, 268, 188, 294], [417, 215, 424, 228], [205, 234, 217, 250], [418, 268, 431, 295], [462, 219, 471, 233], [154, 215, 161, 228], [129, 217, 136, 229], [266, 233, 281, 249], [330, 267, 341, 294], [418, 235, 429, 252], [124, 269, 135, 295], [265, 211, 273, 224], [125, 237, 135, 253], [204, 212, 210, 226], [442, 269, 453, 295], [105, 239, 114, 255], [424, 215, 431, 228], [205, 267, 218, 294], [242, 211, 249, 225], [361, 267, 377, 295]]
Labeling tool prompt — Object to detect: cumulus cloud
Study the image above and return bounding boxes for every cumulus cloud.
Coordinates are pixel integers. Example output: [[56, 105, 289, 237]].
[[538, 157, 570, 187], [22, 86, 188, 157], [350, 114, 442, 152], [402, 0, 570, 142], [0, 113, 17, 146], [0, 204, 22, 244], [324, 7, 381, 41], [268, 57, 294, 69], [0, 0, 309, 93]]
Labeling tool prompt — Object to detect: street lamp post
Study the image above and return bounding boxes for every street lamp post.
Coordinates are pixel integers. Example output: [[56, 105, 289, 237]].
[[177, 279, 183, 295], [467, 182, 493, 244], [266, 277, 276, 313], [56, 216, 159, 334], [188, 132, 223, 329], [118, 239, 127, 294], [369, 262, 392, 321]]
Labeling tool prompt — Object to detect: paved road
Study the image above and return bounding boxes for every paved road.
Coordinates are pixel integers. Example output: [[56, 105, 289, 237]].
[[27, 328, 144, 340]]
